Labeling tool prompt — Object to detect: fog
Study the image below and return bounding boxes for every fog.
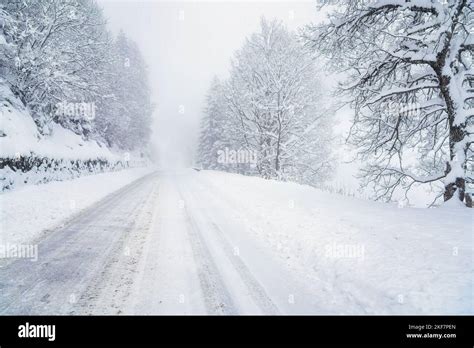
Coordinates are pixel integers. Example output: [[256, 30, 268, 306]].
[[97, 0, 323, 168]]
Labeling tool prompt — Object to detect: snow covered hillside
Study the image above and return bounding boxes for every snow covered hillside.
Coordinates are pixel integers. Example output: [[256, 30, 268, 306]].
[[0, 82, 148, 191], [0, 83, 117, 160]]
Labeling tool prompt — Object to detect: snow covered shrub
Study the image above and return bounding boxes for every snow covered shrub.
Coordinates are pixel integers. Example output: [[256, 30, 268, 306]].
[[0, 155, 130, 191]]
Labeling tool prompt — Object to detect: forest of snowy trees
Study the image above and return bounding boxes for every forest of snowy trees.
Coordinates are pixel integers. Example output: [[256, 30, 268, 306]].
[[0, 0, 153, 151], [198, 1, 473, 207], [197, 19, 334, 187]]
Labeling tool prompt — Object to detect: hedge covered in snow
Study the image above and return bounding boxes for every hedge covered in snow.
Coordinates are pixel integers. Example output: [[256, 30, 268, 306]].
[[0, 155, 141, 191]]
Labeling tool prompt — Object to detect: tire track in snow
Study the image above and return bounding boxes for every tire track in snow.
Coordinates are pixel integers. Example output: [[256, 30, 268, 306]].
[[180, 179, 280, 315], [0, 172, 158, 314], [208, 221, 280, 314], [75, 179, 161, 314], [177, 186, 238, 315]]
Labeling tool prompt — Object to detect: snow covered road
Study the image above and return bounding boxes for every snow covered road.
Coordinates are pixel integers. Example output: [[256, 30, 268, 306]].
[[0, 170, 320, 314], [130, 171, 316, 314], [0, 172, 159, 314], [0, 169, 471, 314]]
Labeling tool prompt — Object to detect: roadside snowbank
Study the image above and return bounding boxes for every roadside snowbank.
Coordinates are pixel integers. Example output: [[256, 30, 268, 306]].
[[0, 167, 154, 245], [194, 170, 473, 314]]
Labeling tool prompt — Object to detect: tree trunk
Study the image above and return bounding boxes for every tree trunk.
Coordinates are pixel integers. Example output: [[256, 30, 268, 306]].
[[275, 132, 281, 172], [441, 123, 469, 206], [439, 82, 469, 206], [443, 176, 466, 203], [435, 0, 469, 207]]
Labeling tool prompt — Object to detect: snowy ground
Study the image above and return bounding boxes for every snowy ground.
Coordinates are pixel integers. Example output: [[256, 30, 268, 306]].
[[0, 167, 155, 245], [0, 169, 471, 314]]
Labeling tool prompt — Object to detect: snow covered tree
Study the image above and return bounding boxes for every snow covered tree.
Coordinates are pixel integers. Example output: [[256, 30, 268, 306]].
[[0, 8, 16, 79], [222, 18, 333, 184], [197, 77, 230, 170], [1, 0, 111, 137], [95, 31, 153, 150], [1, 1, 153, 151], [304, 0, 473, 206]]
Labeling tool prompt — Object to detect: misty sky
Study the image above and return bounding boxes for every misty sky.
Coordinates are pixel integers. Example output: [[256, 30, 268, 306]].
[[97, 0, 326, 168]]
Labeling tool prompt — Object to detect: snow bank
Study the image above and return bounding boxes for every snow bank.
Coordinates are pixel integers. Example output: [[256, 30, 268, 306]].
[[194, 170, 473, 314], [0, 96, 120, 160], [0, 82, 148, 191], [0, 167, 154, 246]]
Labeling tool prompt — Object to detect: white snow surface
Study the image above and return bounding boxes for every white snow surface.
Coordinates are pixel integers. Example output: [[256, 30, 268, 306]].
[[188, 170, 473, 314], [0, 168, 471, 314], [0, 166, 154, 245]]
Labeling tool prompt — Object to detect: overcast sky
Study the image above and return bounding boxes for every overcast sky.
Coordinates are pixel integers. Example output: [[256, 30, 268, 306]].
[[97, 0, 325, 168]]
